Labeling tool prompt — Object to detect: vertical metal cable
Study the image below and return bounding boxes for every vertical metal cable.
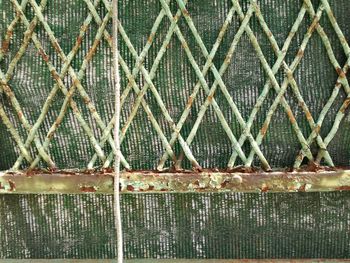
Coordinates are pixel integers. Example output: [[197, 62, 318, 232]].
[[112, 0, 123, 262]]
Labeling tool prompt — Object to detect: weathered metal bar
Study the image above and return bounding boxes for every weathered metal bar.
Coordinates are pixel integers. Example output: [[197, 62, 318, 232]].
[[1, 259, 349, 263], [0, 259, 349, 263], [0, 169, 350, 194]]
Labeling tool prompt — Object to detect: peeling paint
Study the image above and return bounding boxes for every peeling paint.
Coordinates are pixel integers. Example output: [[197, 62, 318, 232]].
[[0, 169, 349, 194]]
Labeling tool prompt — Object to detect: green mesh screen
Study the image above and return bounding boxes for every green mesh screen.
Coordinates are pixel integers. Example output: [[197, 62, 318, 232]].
[[1, 0, 350, 260], [1, 192, 350, 259]]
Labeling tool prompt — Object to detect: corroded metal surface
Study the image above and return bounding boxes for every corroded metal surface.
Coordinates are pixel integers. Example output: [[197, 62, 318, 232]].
[[1, 169, 350, 194], [0, 259, 349, 263]]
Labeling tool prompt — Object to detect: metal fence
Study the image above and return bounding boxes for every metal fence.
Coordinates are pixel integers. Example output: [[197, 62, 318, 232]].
[[1, 0, 350, 260], [1, 0, 350, 172]]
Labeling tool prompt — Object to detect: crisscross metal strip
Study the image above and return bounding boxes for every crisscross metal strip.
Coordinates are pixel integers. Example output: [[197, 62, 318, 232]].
[[0, 0, 349, 171]]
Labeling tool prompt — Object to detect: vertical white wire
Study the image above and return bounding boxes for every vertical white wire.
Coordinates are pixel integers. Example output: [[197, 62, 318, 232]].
[[112, 0, 123, 262]]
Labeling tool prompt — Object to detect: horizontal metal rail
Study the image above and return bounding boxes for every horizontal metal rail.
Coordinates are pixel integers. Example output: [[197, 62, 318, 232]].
[[0, 169, 349, 194], [0, 259, 349, 262]]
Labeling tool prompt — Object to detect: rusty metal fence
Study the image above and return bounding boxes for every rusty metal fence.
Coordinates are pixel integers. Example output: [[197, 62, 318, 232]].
[[0, 0, 350, 172], [1, 0, 350, 260]]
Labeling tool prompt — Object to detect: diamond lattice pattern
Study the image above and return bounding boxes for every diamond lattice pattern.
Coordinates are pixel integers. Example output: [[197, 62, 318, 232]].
[[0, 0, 349, 171]]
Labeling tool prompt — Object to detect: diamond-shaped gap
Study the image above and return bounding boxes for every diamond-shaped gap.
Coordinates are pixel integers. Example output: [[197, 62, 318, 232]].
[[221, 32, 268, 125], [206, 70, 242, 148], [0, 2, 30, 71], [168, 6, 205, 70], [293, 29, 342, 131], [210, 3, 241, 71], [48, 104, 97, 169], [69, 4, 107, 73], [253, 84, 301, 168], [6, 39, 59, 130], [26, 0, 68, 75], [219, 27, 275, 164], [77, 36, 114, 135], [121, 100, 169, 170], [68, 94, 106, 167], [246, 5, 277, 69], [189, 86, 234, 169], [179, 0, 234, 69], [321, 0, 350, 66], [258, 0, 305, 49], [283, 85, 313, 141], [119, 0, 163, 55], [283, 5, 315, 67], [145, 28, 206, 157], [44, 0, 90, 56], [0, 1, 16, 37]]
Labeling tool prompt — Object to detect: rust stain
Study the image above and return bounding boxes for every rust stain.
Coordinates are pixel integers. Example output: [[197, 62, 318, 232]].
[[298, 184, 307, 192], [50, 69, 60, 82], [336, 186, 350, 191], [183, 8, 190, 17], [224, 54, 232, 65], [306, 161, 320, 172], [8, 180, 16, 191], [1, 40, 10, 53], [83, 96, 91, 105], [85, 41, 100, 61], [297, 49, 304, 58], [193, 180, 200, 186], [341, 97, 350, 113], [305, 110, 312, 121], [38, 48, 49, 62], [126, 185, 134, 191], [76, 36, 83, 46], [73, 78, 80, 88], [260, 184, 269, 192], [52, 41, 61, 54], [147, 32, 155, 44], [314, 124, 321, 134], [192, 162, 203, 172], [286, 109, 296, 124], [80, 186, 97, 192], [260, 122, 269, 136], [221, 180, 228, 188], [336, 67, 346, 78], [186, 96, 194, 107]]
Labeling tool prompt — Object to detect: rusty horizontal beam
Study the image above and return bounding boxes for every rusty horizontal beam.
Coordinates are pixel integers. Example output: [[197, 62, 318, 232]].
[[1, 169, 350, 194], [1, 259, 350, 262]]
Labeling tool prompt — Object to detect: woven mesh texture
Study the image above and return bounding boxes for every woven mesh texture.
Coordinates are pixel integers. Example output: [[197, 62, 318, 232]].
[[1, 0, 350, 171], [0, 192, 350, 259]]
